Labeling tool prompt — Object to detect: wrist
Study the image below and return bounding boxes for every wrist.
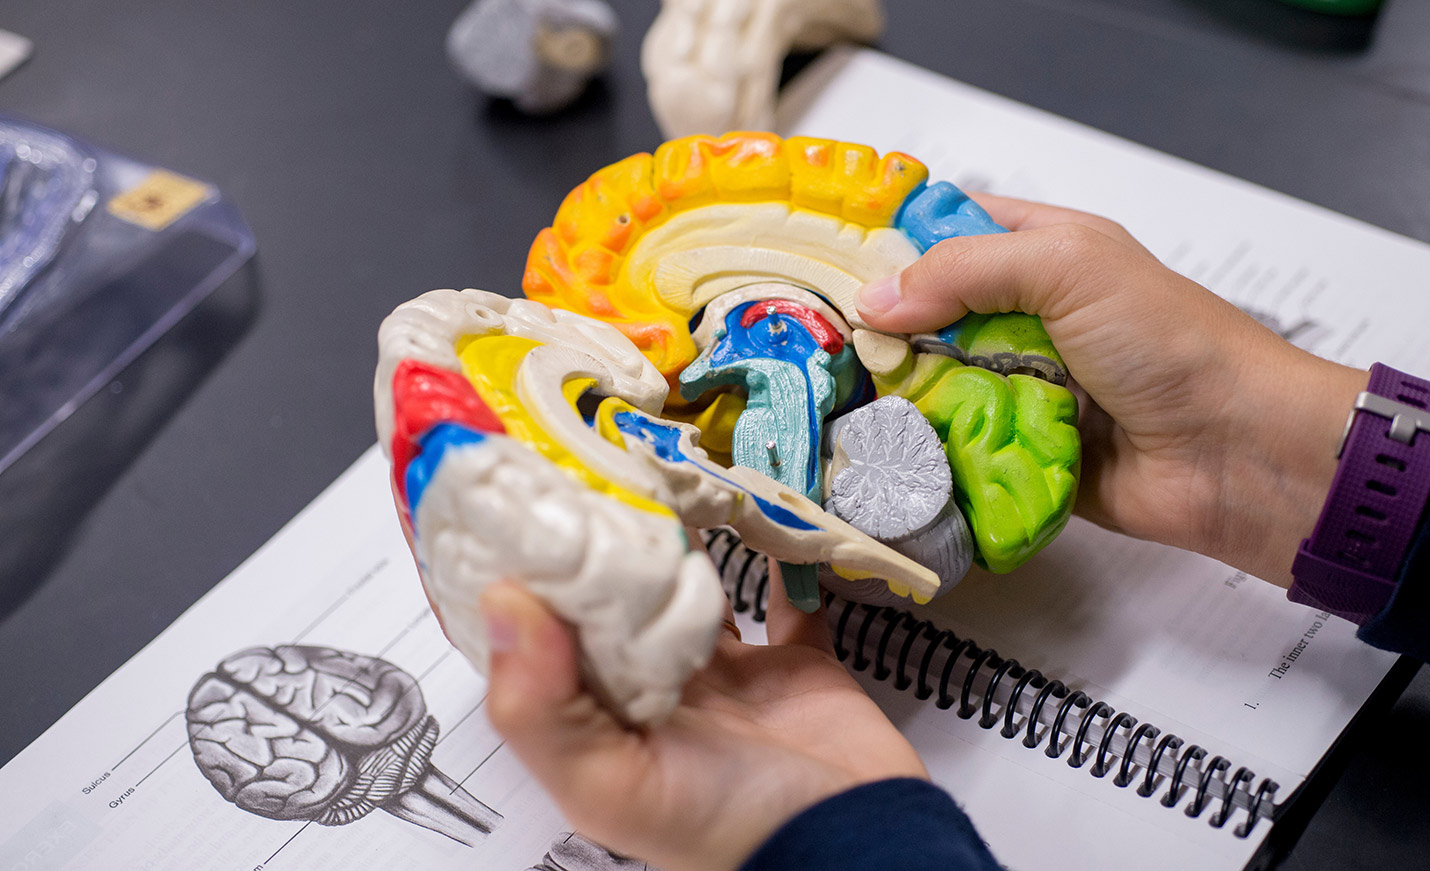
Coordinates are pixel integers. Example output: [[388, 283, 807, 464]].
[[1210, 351, 1368, 586]]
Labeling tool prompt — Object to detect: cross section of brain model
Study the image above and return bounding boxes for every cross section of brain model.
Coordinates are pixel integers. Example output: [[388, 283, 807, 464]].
[[377, 133, 1082, 727]]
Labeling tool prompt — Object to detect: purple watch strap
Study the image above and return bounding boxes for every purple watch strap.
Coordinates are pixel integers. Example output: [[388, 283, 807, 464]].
[[1291, 364, 1430, 622]]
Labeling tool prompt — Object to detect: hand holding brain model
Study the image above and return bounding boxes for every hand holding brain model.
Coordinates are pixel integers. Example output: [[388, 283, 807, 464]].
[[374, 132, 1080, 724]]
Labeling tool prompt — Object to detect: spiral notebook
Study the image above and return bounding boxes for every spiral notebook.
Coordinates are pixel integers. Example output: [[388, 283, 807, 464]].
[[708, 528, 1411, 871]]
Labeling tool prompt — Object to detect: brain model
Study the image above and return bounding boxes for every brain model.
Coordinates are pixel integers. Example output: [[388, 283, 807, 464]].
[[375, 132, 1079, 724], [186, 645, 502, 845]]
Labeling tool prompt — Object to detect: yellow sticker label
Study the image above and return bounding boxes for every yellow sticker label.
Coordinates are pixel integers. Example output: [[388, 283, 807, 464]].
[[106, 170, 212, 231]]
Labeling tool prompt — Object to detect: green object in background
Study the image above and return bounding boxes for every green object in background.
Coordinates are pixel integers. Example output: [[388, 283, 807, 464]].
[[1275, 0, 1382, 15]]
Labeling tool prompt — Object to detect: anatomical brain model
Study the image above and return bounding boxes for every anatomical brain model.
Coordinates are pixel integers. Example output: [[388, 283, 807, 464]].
[[375, 132, 1079, 725]]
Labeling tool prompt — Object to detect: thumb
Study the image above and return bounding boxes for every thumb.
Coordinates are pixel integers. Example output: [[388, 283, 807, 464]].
[[855, 223, 1133, 335], [481, 581, 633, 794]]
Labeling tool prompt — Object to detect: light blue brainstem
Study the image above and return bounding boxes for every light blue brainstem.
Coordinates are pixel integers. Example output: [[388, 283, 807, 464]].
[[679, 303, 841, 502]]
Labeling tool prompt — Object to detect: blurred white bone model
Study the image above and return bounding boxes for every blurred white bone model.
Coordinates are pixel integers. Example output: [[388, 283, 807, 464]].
[[448, 0, 618, 114], [641, 0, 884, 137]]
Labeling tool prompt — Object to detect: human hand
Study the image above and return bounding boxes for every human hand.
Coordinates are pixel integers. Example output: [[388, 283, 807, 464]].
[[477, 563, 927, 871], [856, 195, 1368, 586]]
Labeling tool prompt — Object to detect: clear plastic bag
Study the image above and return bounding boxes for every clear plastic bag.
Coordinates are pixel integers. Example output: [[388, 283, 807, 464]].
[[0, 116, 256, 473]]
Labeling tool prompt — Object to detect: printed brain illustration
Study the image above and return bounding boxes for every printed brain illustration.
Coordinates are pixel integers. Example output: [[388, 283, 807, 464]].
[[186, 645, 502, 845]]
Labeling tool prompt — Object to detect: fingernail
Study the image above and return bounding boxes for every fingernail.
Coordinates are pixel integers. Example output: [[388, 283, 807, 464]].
[[484, 599, 519, 654], [857, 274, 902, 314]]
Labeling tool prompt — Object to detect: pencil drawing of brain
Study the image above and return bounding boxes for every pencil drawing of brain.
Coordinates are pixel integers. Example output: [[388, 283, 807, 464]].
[[187, 645, 501, 844], [375, 132, 1081, 725]]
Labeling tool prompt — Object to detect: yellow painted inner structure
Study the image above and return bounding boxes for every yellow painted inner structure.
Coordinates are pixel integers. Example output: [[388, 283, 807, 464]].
[[827, 563, 928, 605], [523, 132, 929, 380], [656, 390, 745, 466], [454, 334, 675, 518], [589, 395, 632, 447]]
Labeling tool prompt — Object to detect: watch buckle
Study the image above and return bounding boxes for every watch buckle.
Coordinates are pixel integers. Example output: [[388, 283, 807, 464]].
[[1336, 391, 1430, 457]]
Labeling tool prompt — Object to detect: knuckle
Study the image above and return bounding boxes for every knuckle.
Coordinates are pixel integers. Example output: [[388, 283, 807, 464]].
[[912, 237, 977, 294], [1098, 217, 1132, 240], [1074, 213, 1132, 243], [1042, 222, 1108, 263], [1058, 207, 1131, 243], [1035, 223, 1117, 316]]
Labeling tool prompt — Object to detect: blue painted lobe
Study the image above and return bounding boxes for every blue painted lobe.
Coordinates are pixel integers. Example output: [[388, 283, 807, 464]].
[[405, 422, 489, 516], [895, 181, 1007, 252]]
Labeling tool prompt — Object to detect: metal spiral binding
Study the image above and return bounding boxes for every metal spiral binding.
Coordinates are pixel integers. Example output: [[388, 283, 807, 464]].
[[703, 528, 771, 621], [828, 600, 1281, 838], [697, 529, 1283, 839]]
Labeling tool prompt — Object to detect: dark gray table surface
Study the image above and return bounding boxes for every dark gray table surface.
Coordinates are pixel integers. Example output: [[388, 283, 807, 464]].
[[1, 1, 1426, 868]]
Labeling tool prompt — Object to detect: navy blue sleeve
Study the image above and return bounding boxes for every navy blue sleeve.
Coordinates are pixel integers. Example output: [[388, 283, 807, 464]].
[[1357, 508, 1430, 660], [740, 778, 1000, 871]]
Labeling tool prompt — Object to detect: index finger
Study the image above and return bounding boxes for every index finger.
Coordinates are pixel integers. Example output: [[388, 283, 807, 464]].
[[969, 192, 1141, 248]]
